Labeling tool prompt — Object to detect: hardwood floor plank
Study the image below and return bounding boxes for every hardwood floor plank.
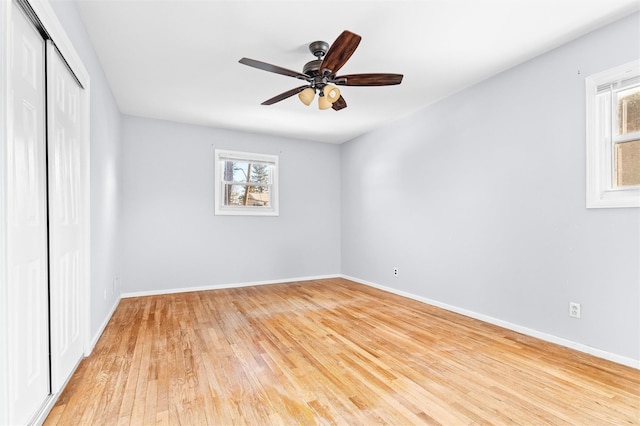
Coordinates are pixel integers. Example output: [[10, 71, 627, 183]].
[[44, 278, 640, 425]]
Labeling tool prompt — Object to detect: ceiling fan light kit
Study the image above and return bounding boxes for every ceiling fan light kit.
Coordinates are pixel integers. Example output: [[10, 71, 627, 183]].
[[298, 87, 315, 106], [318, 94, 333, 110], [239, 30, 403, 111], [324, 85, 341, 103], [299, 84, 341, 109]]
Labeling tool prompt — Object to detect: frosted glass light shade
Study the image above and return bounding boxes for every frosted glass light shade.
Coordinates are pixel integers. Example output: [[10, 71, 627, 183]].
[[318, 95, 332, 110], [298, 88, 315, 106], [324, 85, 340, 103]]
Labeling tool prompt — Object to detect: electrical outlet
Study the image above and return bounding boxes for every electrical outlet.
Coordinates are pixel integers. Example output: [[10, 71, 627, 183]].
[[393, 267, 399, 277], [569, 302, 581, 318]]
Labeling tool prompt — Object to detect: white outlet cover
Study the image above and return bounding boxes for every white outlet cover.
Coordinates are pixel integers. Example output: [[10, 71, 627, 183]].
[[569, 302, 581, 318]]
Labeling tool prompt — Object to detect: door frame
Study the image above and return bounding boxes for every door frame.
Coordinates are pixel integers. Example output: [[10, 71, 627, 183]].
[[0, 0, 91, 423]]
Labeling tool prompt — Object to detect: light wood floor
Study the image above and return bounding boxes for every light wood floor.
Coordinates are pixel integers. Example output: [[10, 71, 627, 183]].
[[45, 278, 640, 425]]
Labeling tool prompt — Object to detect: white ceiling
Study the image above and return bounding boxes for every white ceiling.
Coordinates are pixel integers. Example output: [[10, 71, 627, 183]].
[[74, 0, 639, 144]]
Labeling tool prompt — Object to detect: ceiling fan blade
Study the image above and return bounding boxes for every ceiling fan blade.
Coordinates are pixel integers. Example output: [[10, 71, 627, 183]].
[[334, 73, 403, 86], [239, 58, 309, 80], [320, 30, 361, 75], [331, 95, 347, 111], [261, 85, 309, 105]]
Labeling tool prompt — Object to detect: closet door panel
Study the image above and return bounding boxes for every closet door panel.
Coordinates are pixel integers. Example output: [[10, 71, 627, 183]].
[[47, 41, 85, 392], [6, 4, 50, 424]]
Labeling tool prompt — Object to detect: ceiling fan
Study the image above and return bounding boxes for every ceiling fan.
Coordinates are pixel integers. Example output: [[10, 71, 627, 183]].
[[239, 30, 403, 111]]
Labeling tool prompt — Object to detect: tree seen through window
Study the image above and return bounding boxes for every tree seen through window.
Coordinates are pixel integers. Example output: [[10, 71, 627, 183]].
[[223, 161, 272, 206]]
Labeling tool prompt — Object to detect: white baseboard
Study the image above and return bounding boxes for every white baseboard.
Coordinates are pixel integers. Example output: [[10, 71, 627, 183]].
[[32, 296, 120, 424], [342, 274, 640, 370], [32, 356, 83, 426], [120, 274, 341, 299], [86, 295, 121, 356], [32, 393, 57, 426], [103, 273, 640, 369]]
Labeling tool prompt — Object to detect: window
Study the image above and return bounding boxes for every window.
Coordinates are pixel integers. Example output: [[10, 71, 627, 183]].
[[586, 60, 640, 208], [214, 149, 279, 216]]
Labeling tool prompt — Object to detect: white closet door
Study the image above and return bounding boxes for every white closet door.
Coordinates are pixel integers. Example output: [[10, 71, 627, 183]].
[[6, 4, 50, 425], [47, 41, 86, 392]]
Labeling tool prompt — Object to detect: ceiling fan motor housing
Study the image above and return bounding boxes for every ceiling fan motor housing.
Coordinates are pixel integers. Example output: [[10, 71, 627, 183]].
[[304, 40, 330, 78], [308, 40, 329, 58], [303, 59, 323, 77], [303, 41, 334, 88]]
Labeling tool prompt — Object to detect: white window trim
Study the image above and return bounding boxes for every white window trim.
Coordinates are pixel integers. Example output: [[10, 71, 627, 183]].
[[586, 60, 640, 208], [214, 149, 279, 216]]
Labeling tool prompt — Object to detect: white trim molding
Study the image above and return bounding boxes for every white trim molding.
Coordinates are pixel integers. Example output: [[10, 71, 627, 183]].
[[115, 273, 639, 369], [0, 2, 9, 423], [342, 275, 640, 370], [214, 149, 280, 216], [26, 0, 89, 88], [586, 59, 640, 208], [89, 296, 121, 354], [121, 274, 341, 299]]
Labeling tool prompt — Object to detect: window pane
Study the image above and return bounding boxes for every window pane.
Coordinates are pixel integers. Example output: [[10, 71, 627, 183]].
[[226, 161, 250, 183], [222, 160, 236, 182], [248, 163, 272, 184], [223, 184, 245, 205], [222, 160, 272, 184], [615, 139, 640, 187], [617, 87, 640, 135], [245, 186, 270, 206], [223, 184, 271, 206], [215, 149, 279, 215]]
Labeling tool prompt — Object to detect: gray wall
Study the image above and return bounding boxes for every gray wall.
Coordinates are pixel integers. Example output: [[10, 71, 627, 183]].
[[50, 0, 123, 344], [341, 13, 640, 361], [120, 116, 341, 293], [46, 1, 640, 364]]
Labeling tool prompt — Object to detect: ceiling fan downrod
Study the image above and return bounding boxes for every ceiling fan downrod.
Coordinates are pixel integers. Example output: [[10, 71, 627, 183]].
[[308, 40, 329, 59]]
